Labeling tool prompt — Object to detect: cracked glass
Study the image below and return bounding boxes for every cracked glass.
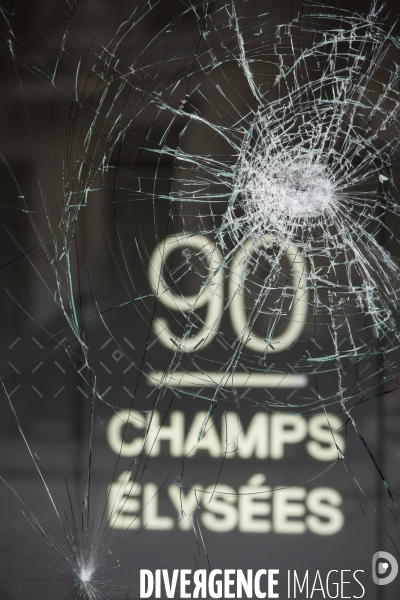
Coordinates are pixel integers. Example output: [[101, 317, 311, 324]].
[[1, 0, 400, 598]]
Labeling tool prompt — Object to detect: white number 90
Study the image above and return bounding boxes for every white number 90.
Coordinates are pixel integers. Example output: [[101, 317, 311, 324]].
[[149, 234, 308, 353]]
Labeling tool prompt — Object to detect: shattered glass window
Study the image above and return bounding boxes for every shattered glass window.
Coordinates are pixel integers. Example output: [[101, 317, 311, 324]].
[[1, 0, 400, 598]]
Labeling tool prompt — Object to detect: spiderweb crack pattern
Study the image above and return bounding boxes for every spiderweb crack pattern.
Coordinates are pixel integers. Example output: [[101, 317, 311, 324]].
[[1, 0, 400, 597]]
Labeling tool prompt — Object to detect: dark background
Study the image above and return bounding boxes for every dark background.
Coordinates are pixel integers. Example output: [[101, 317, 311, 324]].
[[1, 0, 400, 598]]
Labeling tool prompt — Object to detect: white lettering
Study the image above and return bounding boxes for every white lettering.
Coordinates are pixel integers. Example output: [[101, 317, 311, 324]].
[[140, 570, 153, 598], [149, 235, 224, 352], [293, 571, 308, 597], [306, 488, 344, 535], [163, 570, 179, 598], [108, 474, 345, 535], [184, 412, 221, 457], [180, 570, 192, 599], [107, 410, 345, 462], [143, 483, 173, 530], [270, 415, 307, 459], [273, 488, 306, 534], [353, 571, 365, 598], [193, 570, 207, 599], [268, 570, 279, 599], [307, 415, 344, 461], [224, 570, 236, 598], [326, 570, 339, 599], [229, 235, 308, 353], [146, 412, 184, 457], [155, 570, 161, 598], [254, 569, 266, 599], [140, 569, 363, 599], [223, 413, 268, 459], [341, 570, 351, 599], [201, 485, 237, 532], [168, 485, 202, 530], [108, 471, 141, 530], [107, 410, 146, 456], [209, 569, 223, 599], [238, 474, 271, 532], [310, 571, 326, 598], [237, 570, 253, 598]]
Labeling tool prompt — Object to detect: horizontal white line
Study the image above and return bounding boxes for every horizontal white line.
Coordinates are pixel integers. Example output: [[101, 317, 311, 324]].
[[148, 372, 308, 389]]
